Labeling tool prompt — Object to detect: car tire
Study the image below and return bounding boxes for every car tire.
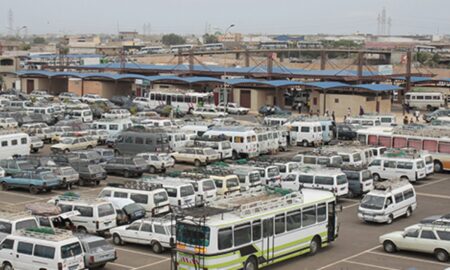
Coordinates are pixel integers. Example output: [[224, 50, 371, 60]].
[[383, 240, 397, 253], [152, 241, 164, 254], [123, 170, 131, 178], [302, 140, 309, 147], [400, 176, 409, 182], [87, 145, 93, 150], [29, 185, 38, 195], [405, 207, 412, 218], [0, 182, 8, 191], [309, 236, 321, 255], [112, 234, 123, 245], [77, 226, 88, 234], [386, 215, 394, 224], [149, 166, 156, 174], [243, 256, 258, 270], [2, 262, 13, 270], [373, 173, 381, 182], [194, 159, 202, 167], [434, 161, 443, 173], [232, 151, 239, 160], [95, 180, 100, 186], [64, 149, 70, 154], [435, 249, 449, 262]]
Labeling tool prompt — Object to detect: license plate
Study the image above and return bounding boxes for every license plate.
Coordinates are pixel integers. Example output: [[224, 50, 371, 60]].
[[69, 265, 79, 270], [96, 173, 102, 178]]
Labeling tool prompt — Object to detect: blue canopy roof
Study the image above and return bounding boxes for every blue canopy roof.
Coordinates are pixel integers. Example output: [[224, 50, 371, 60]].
[[16, 70, 401, 92]]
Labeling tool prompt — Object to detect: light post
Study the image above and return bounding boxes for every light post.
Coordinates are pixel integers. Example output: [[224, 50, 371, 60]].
[[222, 24, 235, 106]]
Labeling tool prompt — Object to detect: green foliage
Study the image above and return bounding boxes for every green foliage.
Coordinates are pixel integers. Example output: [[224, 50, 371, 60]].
[[20, 43, 31, 50], [322, 40, 363, 49], [161, 34, 186, 46], [202, 33, 219, 44], [33, 37, 46, 44], [129, 105, 138, 115], [415, 52, 440, 67]]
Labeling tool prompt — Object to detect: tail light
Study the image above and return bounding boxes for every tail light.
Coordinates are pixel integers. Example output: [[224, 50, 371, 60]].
[[334, 187, 337, 193], [96, 221, 99, 230], [89, 255, 95, 264], [178, 199, 181, 206], [57, 262, 63, 270]]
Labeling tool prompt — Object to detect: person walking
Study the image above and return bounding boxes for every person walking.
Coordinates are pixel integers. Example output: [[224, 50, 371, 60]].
[[403, 115, 409, 125], [297, 102, 302, 114], [414, 110, 420, 122], [331, 111, 336, 121], [359, 105, 364, 116]]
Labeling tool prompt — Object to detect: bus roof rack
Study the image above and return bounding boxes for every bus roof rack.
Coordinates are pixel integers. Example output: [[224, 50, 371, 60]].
[[17, 228, 74, 241], [373, 179, 410, 192]]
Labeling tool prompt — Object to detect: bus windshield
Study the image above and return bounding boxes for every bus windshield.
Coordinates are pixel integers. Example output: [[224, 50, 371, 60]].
[[361, 195, 385, 210], [176, 223, 210, 247], [267, 167, 280, 178]]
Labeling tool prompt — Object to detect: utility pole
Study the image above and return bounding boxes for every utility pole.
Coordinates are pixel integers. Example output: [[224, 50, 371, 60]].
[[222, 24, 235, 106], [403, 50, 412, 114]]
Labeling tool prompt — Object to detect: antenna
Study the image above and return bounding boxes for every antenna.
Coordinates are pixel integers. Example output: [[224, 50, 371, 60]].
[[387, 17, 392, 36], [7, 9, 14, 36]]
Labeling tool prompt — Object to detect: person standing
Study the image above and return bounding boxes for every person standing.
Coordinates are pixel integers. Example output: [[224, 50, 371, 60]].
[[297, 102, 302, 114], [332, 111, 336, 121], [359, 105, 364, 116], [414, 110, 420, 122]]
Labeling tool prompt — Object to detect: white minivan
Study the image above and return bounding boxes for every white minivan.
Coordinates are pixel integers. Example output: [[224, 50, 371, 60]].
[[0, 228, 85, 270], [368, 156, 427, 182], [281, 168, 349, 198], [183, 178, 217, 205], [51, 197, 117, 234], [98, 184, 171, 216], [358, 180, 417, 224], [141, 178, 196, 208], [287, 121, 323, 147]]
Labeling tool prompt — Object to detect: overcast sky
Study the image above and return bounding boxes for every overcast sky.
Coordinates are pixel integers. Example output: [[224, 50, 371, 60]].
[[2, 0, 450, 36]]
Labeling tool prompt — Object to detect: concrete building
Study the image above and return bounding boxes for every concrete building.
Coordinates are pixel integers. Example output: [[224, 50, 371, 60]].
[[0, 56, 20, 90]]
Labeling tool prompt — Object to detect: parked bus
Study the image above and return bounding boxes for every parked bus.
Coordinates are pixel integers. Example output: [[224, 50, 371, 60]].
[[259, 41, 289, 49], [357, 126, 450, 172], [204, 126, 259, 159], [147, 91, 213, 113], [114, 128, 170, 155], [200, 43, 224, 51], [138, 46, 166, 54], [405, 92, 446, 111], [174, 188, 338, 270], [170, 44, 194, 53]]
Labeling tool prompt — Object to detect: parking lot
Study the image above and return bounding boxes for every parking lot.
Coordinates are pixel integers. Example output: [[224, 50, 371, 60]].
[[1, 145, 449, 270]]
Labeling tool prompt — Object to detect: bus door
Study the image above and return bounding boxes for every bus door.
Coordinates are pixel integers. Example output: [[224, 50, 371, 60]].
[[327, 202, 337, 242], [166, 94, 171, 106], [262, 217, 274, 265]]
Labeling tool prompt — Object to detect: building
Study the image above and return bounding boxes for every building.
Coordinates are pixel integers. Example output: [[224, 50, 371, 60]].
[[67, 35, 101, 54], [0, 56, 21, 90]]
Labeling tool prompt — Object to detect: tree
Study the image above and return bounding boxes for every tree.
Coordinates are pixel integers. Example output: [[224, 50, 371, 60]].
[[202, 33, 219, 44], [20, 43, 31, 50], [33, 37, 46, 44], [161, 34, 186, 46]]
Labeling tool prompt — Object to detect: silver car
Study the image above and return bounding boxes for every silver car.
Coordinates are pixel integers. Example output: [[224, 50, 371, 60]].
[[76, 234, 117, 269]]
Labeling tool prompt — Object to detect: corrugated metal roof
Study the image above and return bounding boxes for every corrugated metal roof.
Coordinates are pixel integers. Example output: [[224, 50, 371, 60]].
[[301, 81, 349, 89], [353, 84, 401, 91]]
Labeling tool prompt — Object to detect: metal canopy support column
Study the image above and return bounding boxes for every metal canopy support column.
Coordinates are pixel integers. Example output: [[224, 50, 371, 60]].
[[188, 50, 194, 73], [403, 50, 412, 114], [177, 52, 183, 65], [267, 53, 273, 79], [357, 51, 364, 84], [320, 51, 327, 70], [244, 50, 250, 67]]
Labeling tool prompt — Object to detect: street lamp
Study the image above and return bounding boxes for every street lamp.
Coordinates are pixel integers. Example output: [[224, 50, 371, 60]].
[[222, 24, 235, 106]]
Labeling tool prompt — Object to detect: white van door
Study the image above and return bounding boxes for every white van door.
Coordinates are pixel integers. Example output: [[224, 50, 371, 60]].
[[16, 241, 34, 269], [382, 160, 397, 180]]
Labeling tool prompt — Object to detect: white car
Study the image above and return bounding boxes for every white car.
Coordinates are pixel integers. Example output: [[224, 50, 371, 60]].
[[81, 94, 108, 103], [0, 118, 18, 129], [110, 219, 174, 253], [172, 147, 221, 166], [0, 167, 5, 178], [51, 136, 98, 153], [30, 136, 44, 153], [379, 222, 450, 262], [192, 106, 228, 118], [30, 90, 54, 101], [136, 153, 175, 173], [217, 102, 249, 115]]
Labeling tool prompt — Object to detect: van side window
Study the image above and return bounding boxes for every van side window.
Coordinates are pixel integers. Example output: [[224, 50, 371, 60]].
[[234, 223, 251, 246], [218, 227, 233, 250], [17, 242, 33, 255], [383, 160, 396, 168], [299, 175, 314, 184], [275, 214, 286, 235], [315, 176, 333, 185], [165, 188, 177, 197], [394, 193, 404, 203], [370, 159, 381, 166], [252, 220, 261, 241], [114, 192, 128, 198], [130, 194, 148, 204], [74, 206, 93, 217], [141, 223, 152, 232], [286, 210, 301, 231], [154, 225, 166, 235], [397, 162, 413, 170], [437, 231, 450, 241], [58, 204, 72, 213], [300, 126, 310, 133], [403, 189, 415, 199], [124, 137, 133, 143], [302, 206, 316, 227], [34, 245, 55, 259]]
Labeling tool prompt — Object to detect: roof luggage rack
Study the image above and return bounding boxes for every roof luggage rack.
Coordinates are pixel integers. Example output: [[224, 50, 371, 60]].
[[373, 179, 410, 192], [17, 227, 74, 241]]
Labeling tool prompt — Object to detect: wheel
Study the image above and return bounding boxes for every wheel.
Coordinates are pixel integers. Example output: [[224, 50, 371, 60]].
[[386, 215, 394, 224], [123, 170, 130, 178], [0, 182, 8, 191], [149, 166, 156, 174], [243, 256, 258, 270], [95, 180, 100, 186], [232, 151, 239, 160], [112, 234, 124, 245], [64, 148, 70, 154], [194, 159, 202, 167], [309, 236, 321, 255], [435, 249, 449, 262], [347, 189, 355, 199], [31, 148, 38, 153], [434, 161, 443, 173], [383, 240, 397, 253], [29, 185, 38, 195], [400, 176, 409, 182], [86, 145, 93, 150], [427, 105, 432, 111], [405, 207, 412, 218], [302, 140, 309, 147], [152, 241, 164, 254], [77, 226, 88, 234], [2, 262, 13, 270], [373, 173, 381, 182]]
